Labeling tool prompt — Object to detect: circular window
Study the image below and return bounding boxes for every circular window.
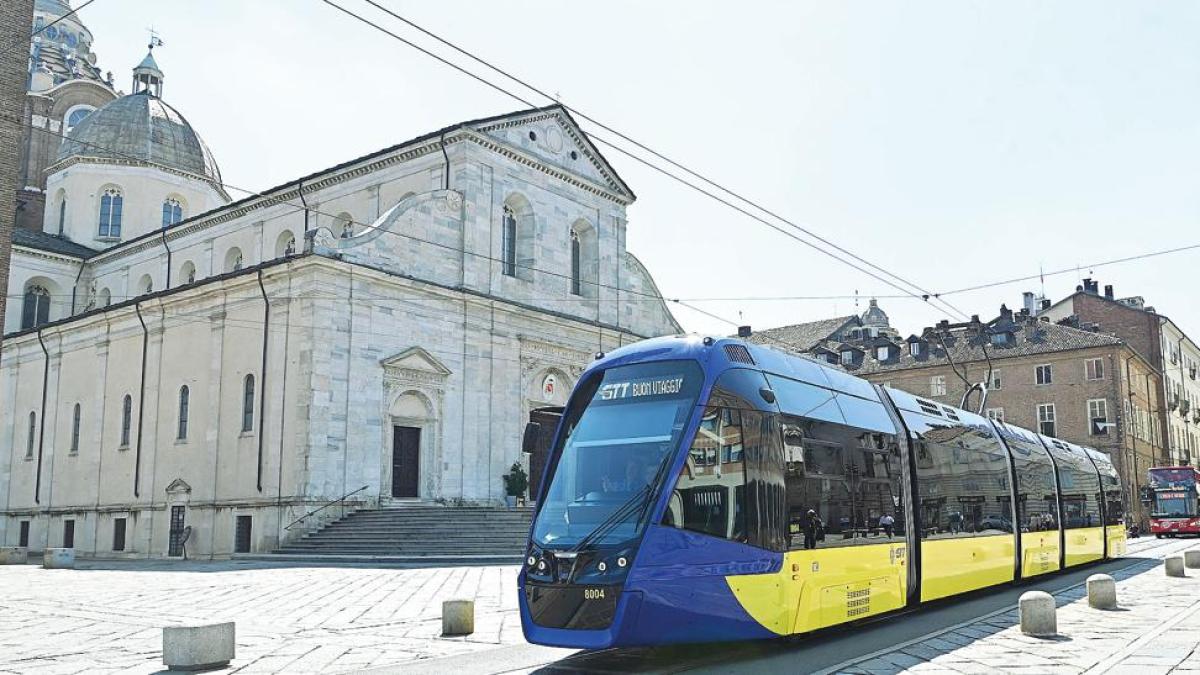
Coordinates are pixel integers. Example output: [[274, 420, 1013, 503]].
[[45, 26, 58, 39], [569, 150, 578, 160], [528, 130, 537, 141]]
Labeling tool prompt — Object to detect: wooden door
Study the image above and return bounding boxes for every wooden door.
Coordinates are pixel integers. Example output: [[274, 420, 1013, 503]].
[[392, 426, 421, 498]]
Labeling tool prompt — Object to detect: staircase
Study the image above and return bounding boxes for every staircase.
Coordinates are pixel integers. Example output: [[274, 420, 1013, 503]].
[[264, 505, 534, 564]]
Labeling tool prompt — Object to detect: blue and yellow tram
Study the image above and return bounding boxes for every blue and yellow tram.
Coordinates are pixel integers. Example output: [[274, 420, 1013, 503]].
[[518, 336, 1126, 648]]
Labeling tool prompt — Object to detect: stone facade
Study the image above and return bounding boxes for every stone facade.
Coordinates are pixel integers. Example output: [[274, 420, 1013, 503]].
[[1040, 278, 1199, 467], [0, 105, 681, 558]]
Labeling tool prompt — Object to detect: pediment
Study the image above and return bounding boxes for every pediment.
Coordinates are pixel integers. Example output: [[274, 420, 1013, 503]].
[[381, 346, 452, 376], [469, 105, 634, 202], [165, 478, 192, 494]]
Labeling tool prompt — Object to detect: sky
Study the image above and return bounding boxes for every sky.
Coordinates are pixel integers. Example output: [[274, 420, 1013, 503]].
[[76, 0, 1200, 339]]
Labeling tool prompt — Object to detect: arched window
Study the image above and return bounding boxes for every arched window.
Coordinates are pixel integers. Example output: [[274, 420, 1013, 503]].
[[64, 105, 94, 133], [98, 287, 111, 307], [335, 212, 354, 238], [98, 187, 123, 238], [138, 274, 154, 295], [501, 204, 517, 277], [21, 284, 51, 329], [57, 197, 67, 235], [177, 385, 190, 440], [241, 374, 255, 432], [120, 394, 132, 447], [275, 231, 296, 258], [70, 403, 81, 454], [26, 411, 36, 458], [179, 261, 196, 285], [570, 229, 581, 296], [161, 197, 184, 228]]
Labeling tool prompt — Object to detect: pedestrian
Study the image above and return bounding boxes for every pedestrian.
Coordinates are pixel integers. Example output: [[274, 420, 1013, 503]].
[[879, 513, 895, 539], [804, 509, 823, 550]]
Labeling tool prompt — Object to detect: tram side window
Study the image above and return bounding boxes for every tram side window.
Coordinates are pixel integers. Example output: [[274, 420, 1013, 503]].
[[1056, 461, 1102, 529], [907, 413, 1013, 540], [663, 405, 747, 542], [781, 414, 905, 550], [1100, 470, 1124, 526], [1007, 437, 1059, 532]]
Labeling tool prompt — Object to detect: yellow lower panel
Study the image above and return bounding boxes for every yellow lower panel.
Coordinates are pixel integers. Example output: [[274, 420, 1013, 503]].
[[1106, 525, 1127, 558], [726, 541, 907, 636], [1021, 531, 1060, 578], [921, 534, 1015, 602], [1064, 526, 1104, 566]]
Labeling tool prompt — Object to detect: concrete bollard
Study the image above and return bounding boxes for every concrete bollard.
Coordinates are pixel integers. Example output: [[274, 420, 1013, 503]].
[[42, 548, 75, 569], [442, 599, 475, 636], [0, 546, 28, 564], [163, 622, 235, 670], [1165, 555, 1187, 577], [1018, 591, 1057, 637], [1185, 549, 1200, 569], [1086, 574, 1117, 610]]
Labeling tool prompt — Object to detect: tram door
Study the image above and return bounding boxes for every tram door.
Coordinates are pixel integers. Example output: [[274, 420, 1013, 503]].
[[392, 426, 421, 498]]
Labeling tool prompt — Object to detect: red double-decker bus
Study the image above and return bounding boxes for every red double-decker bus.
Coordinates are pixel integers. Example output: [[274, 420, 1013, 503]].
[[1148, 466, 1200, 537]]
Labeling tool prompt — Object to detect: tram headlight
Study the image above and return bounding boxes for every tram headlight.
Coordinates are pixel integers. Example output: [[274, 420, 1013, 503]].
[[617, 556, 627, 568], [527, 555, 537, 567], [597, 561, 607, 572]]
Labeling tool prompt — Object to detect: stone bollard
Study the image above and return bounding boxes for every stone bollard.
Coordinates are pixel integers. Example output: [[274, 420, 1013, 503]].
[[1185, 549, 1200, 569], [1019, 591, 1057, 637], [42, 548, 75, 569], [0, 546, 28, 564], [163, 622, 235, 671], [442, 599, 475, 636], [1086, 574, 1117, 609], [1165, 555, 1187, 578]]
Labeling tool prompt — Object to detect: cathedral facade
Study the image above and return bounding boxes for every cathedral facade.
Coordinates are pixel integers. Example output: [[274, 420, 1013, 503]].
[[2, 3, 680, 558]]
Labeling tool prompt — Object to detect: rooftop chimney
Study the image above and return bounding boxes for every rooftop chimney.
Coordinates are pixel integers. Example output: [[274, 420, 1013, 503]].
[[1022, 291, 1036, 315], [737, 325, 752, 338], [998, 304, 1013, 322], [1104, 284, 1114, 300], [1040, 298, 1051, 310]]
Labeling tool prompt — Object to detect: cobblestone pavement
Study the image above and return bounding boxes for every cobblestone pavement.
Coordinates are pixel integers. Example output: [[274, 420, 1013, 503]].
[[0, 560, 534, 674], [820, 538, 1200, 675]]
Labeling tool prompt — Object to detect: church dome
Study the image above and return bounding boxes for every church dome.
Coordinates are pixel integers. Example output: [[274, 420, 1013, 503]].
[[861, 298, 890, 328], [56, 89, 222, 184]]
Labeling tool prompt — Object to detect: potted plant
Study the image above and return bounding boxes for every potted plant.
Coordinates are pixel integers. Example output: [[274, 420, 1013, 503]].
[[503, 462, 528, 508]]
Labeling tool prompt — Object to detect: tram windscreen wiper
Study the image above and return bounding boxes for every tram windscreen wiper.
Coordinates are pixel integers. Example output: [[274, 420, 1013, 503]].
[[570, 454, 674, 554]]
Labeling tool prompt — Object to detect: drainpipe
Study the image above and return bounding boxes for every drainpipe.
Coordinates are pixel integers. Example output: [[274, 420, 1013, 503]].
[[33, 329, 50, 504], [440, 130, 451, 190], [69, 260, 85, 314], [298, 181, 313, 253], [255, 269, 270, 493], [133, 302, 149, 497], [161, 228, 173, 288]]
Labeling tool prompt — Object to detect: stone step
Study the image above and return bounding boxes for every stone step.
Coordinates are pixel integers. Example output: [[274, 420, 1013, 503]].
[[243, 553, 524, 565]]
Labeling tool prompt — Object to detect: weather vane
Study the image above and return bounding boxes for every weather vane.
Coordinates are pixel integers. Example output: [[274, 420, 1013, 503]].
[[147, 26, 165, 50]]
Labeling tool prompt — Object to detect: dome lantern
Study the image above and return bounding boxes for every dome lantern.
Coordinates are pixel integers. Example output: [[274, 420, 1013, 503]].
[[132, 33, 164, 97]]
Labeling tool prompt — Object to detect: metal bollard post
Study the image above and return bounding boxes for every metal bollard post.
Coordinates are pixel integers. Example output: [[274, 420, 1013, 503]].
[[1086, 574, 1117, 609], [442, 599, 475, 636], [1184, 549, 1200, 569], [1165, 555, 1187, 578], [1019, 591, 1057, 637]]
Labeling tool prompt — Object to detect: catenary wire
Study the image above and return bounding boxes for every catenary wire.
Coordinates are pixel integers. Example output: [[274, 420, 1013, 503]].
[[317, 0, 972, 321], [353, 0, 969, 321]]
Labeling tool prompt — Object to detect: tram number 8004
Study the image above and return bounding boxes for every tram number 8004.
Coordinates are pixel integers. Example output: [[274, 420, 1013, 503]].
[[583, 588, 606, 600]]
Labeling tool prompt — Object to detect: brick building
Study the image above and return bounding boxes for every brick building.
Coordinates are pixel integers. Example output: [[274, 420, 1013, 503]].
[[753, 301, 1166, 528], [1, 1, 36, 339], [1040, 278, 1200, 467]]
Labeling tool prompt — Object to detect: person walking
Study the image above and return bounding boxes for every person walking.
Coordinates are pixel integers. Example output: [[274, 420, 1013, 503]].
[[879, 513, 895, 539], [804, 509, 823, 550]]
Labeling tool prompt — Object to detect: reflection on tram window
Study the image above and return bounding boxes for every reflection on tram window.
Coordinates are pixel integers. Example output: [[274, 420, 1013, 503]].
[[999, 426, 1060, 532], [904, 412, 1012, 540], [1045, 444, 1102, 529], [780, 415, 905, 550], [663, 405, 747, 541]]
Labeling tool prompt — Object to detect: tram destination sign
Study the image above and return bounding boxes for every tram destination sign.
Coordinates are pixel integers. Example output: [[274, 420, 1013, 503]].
[[597, 375, 686, 402]]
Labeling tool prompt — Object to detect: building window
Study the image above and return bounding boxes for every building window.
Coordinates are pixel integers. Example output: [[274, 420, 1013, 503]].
[[26, 411, 36, 458], [569, 229, 581, 296], [19, 521, 30, 547], [242, 374, 255, 432], [64, 105, 93, 132], [840, 350, 855, 365], [70, 403, 81, 454], [988, 370, 1002, 391], [57, 198, 67, 235], [1086, 358, 1104, 381], [909, 342, 922, 356], [990, 332, 1009, 346], [177, 386, 190, 440], [930, 375, 947, 396], [1035, 364, 1053, 385], [501, 204, 517, 277], [335, 212, 354, 238], [98, 187, 123, 238], [120, 394, 132, 447], [986, 408, 1005, 422], [112, 517, 126, 551], [21, 284, 51, 330], [1088, 399, 1109, 435], [161, 197, 184, 228], [1037, 403, 1056, 437], [63, 519, 74, 548], [875, 346, 889, 360]]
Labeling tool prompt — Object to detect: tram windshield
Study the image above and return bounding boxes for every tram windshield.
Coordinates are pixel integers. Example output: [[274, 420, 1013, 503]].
[[531, 361, 702, 549]]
